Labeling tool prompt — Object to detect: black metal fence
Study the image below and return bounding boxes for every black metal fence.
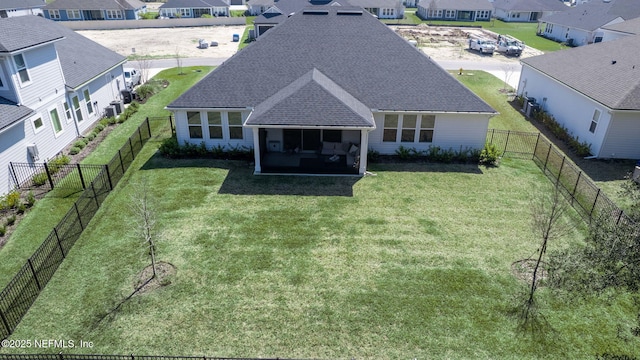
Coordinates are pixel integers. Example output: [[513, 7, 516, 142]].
[[486, 129, 632, 226], [9, 162, 106, 193], [0, 118, 154, 341], [0, 355, 308, 360]]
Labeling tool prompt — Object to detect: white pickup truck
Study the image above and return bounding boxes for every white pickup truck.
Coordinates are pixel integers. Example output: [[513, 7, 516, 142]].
[[468, 38, 495, 55], [495, 35, 525, 57]]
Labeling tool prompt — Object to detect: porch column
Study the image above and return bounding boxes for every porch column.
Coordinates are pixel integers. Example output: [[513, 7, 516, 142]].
[[252, 127, 261, 173], [358, 129, 369, 175]]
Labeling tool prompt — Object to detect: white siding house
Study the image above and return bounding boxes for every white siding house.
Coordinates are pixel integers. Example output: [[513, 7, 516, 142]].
[[0, 16, 126, 195], [517, 35, 640, 159], [0, 0, 45, 18]]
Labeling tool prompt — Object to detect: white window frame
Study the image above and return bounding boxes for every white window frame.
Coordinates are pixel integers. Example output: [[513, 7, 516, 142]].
[[382, 114, 399, 142], [187, 111, 203, 139], [179, 8, 191, 17], [589, 109, 600, 134], [83, 88, 94, 116], [401, 114, 417, 142], [72, 95, 84, 123], [67, 9, 81, 19], [207, 112, 223, 139], [49, 105, 63, 137], [477, 10, 490, 19], [31, 115, 45, 134], [63, 101, 73, 123], [419, 115, 435, 143], [48, 9, 61, 19], [227, 112, 244, 140], [13, 53, 31, 85], [445, 10, 455, 19], [106, 10, 123, 19]]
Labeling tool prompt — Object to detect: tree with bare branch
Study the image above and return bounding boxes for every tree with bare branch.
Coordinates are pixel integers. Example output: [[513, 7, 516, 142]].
[[129, 177, 159, 278], [175, 47, 184, 75]]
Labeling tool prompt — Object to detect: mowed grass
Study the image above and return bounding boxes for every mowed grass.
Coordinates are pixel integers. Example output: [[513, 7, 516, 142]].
[[5, 137, 639, 358]]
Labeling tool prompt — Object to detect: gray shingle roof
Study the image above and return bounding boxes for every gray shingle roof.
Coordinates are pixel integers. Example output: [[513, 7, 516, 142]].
[[0, 96, 34, 132], [254, 11, 286, 24], [602, 16, 640, 35], [0, 16, 63, 53], [0, 16, 125, 89], [540, 0, 640, 32], [492, 0, 566, 12], [0, 0, 46, 10], [45, 0, 145, 10], [521, 35, 640, 110], [346, 0, 402, 9], [247, 68, 375, 127], [169, 6, 495, 115], [160, 0, 229, 9], [420, 0, 493, 11]]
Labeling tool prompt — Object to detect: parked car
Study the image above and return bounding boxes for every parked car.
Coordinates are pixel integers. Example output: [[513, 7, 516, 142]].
[[495, 35, 525, 57], [469, 38, 495, 55], [124, 67, 141, 90]]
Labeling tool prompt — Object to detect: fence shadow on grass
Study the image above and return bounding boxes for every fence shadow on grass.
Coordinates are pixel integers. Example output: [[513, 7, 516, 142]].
[[367, 162, 483, 174]]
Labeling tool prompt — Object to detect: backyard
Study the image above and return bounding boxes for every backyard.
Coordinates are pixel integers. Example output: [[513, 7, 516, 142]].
[[1, 68, 639, 358]]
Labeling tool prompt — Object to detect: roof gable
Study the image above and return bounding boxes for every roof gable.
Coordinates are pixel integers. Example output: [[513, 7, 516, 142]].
[[0, 15, 63, 53], [521, 35, 640, 110], [169, 6, 495, 114], [541, 0, 640, 31], [0, 96, 34, 132]]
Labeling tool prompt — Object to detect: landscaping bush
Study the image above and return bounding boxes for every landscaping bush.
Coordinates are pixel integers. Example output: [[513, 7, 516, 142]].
[[119, 101, 140, 122], [87, 133, 96, 141], [73, 140, 87, 149], [135, 84, 156, 100], [32, 172, 48, 186], [95, 123, 105, 132], [48, 154, 70, 174], [479, 142, 502, 166], [533, 110, 592, 157], [26, 191, 36, 208], [0, 225, 6, 237], [158, 137, 253, 160], [4, 190, 21, 209], [158, 137, 181, 158], [5, 215, 16, 226], [69, 147, 82, 155], [16, 203, 26, 214]]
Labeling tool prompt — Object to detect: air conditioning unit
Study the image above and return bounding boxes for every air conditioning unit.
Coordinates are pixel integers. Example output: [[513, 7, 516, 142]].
[[104, 105, 116, 118], [110, 100, 124, 114], [27, 143, 39, 162]]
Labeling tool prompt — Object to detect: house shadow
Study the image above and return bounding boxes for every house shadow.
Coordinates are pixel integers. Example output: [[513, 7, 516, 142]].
[[139, 154, 360, 197], [367, 161, 484, 174]]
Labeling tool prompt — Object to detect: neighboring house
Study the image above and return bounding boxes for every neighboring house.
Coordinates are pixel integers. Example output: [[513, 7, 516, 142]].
[[403, 0, 417, 8], [44, 0, 147, 21], [247, 0, 277, 15], [252, 0, 324, 36], [159, 0, 230, 18], [349, 0, 404, 19], [249, 0, 403, 18], [166, 6, 496, 176], [417, 0, 493, 22], [517, 35, 640, 159], [492, 0, 567, 22], [0, 0, 45, 18], [600, 16, 640, 42], [0, 16, 127, 194], [538, 0, 640, 46]]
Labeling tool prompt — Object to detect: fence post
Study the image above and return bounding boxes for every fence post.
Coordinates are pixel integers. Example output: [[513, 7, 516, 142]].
[[91, 183, 100, 208], [503, 130, 510, 154], [556, 156, 565, 185], [28, 258, 42, 290], [589, 188, 601, 219], [9, 162, 19, 190], [129, 138, 135, 158], [44, 162, 55, 190], [77, 163, 86, 190], [543, 143, 552, 172], [53, 228, 65, 259], [169, 115, 174, 134], [58, 352, 64, 360], [105, 164, 113, 191], [118, 149, 125, 173], [146, 117, 152, 138], [138, 126, 143, 146], [572, 171, 582, 205], [617, 210, 624, 225], [0, 306, 11, 336], [532, 133, 541, 161], [489, 129, 495, 144], [75, 203, 84, 230]]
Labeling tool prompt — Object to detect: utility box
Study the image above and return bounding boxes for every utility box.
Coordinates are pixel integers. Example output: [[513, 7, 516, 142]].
[[633, 162, 640, 184], [27, 143, 39, 162], [110, 100, 124, 114]]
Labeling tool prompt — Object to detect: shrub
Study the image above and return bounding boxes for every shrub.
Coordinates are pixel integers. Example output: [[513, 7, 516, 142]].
[[0, 225, 6, 237], [87, 133, 96, 141], [367, 149, 380, 163], [5, 190, 21, 209], [16, 203, 26, 215], [26, 191, 36, 208], [136, 84, 156, 100], [69, 147, 81, 155], [479, 142, 502, 166], [32, 172, 48, 186], [158, 137, 181, 158], [48, 154, 70, 174], [5, 215, 16, 226], [395, 145, 413, 160], [95, 123, 105, 132], [73, 140, 86, 149]]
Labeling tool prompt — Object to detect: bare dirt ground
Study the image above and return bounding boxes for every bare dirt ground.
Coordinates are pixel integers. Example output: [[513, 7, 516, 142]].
[[78, 25, 246, 59]]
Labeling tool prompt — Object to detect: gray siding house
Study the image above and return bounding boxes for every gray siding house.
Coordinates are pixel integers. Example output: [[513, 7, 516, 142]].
[[492, 0, 567, 23], [159, 0, 230, 18], [517, 35, 640, 159], [44, 0, 147, 21], [0, 16, 126, 194], [167, 6, 496, 175]]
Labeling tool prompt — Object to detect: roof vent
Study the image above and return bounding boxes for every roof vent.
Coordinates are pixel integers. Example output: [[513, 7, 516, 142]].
[[336, 10, 363, 15], [302, 9, 329, 15], [611, 60, 617, 65]]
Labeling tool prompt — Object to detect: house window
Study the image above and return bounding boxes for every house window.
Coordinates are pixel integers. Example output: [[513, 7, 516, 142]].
[[589, 109, 600, 133], [383, 114, 398, 142], [382, 8, 394, 16], [179, 8, 191, 17], [83, 89, 94, 115], [477, 10, 490, 19], [545, 23, 553, 33], [445, 10, 455, 18], [63, 101, 72, 122], [187, 112, 203, 139], [0, 71, 5, 89], [401, 115, 417, 142], [419, 115, 435, 142], [13, 54, 30, 84], [106, 10, 122, 19], [429, 9, 443, 18], [48, 9, 61, 19], [67, 9, 81, 19], [207, 112, 222, 139], [72, 95, 83, 122], [228, 112, 243, 139], [50, 108, 62, 135], [33, 117, 44, 131]]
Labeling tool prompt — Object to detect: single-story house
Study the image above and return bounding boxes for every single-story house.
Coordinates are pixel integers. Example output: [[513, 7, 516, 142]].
[[600, 16, 640, 42], [252, 0, 328, 37], [44, 0, 147, 21], [417, 0, 493, 22], [0, 0, 45, 18], [517, 34, 640, 159], [537, 0, 640, 46], [159, 0, 230, 18], [492, 0, 567, 22], [166, 6, 496, 176], [0, 16, 127, 194], [348, 0, 404, 19]]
